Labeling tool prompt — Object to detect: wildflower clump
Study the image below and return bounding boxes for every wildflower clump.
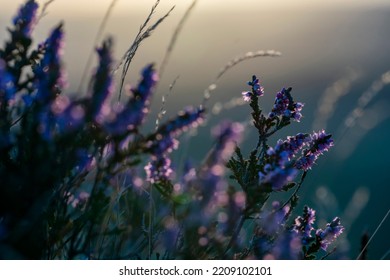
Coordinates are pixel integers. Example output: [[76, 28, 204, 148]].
[[0, 0, 343, 260]]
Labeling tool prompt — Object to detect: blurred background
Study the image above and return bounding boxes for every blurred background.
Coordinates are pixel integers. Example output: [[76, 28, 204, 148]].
[[1, 0, 389, 259]]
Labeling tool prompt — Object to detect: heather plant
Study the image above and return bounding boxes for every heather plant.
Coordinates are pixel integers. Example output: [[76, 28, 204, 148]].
[[0, 0, 344, 260]]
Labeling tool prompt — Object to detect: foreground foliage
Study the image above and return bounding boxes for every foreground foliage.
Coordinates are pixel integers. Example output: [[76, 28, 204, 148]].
[[0, 0, 343, 259]]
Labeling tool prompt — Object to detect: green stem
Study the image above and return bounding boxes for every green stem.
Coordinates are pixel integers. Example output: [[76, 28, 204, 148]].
[[280, 171, 307, 210], [222, 209, 247, 258]]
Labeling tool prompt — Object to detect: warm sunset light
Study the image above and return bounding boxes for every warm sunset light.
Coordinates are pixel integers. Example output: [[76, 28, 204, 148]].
[[0, 0, 389, 264]]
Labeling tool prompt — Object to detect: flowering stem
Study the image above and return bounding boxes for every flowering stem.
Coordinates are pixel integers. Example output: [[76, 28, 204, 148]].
[[148, 182, 154, 260], [321, 247, 336, 259]]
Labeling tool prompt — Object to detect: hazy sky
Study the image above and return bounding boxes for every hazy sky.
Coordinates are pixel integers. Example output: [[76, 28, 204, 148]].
[[2, 0, 390, 16], [1, 0, 390, 259]]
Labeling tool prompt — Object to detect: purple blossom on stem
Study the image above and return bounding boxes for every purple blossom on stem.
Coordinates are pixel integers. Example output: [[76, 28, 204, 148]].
[[268, 87, 304, 122], [148, 107, 205, 154], [295, 130, 333, 171], [54, 100, 86, 134], [274, 133, 310, 160], [145, 155, 173, 183], [145, 107, 204, 183], [210, 121, 243, 163], [259, 166, 298, 191], [241, 75, 264, 102], [30, 25, 66, 140], [267, 231, 301, 260], [294, 154, 316, 171], [66, 191, 90, 209], [261, 201, 290, 235], [12, 0, 38, 38], [259, 134, 310, 191], [195, 121, 243, 206], [292, 206, 316, 245], [316, 217, 344, 250], [34, 23, 65, 104], [89, 38, 114, 120], [104, 64, 158, 135], [182, 122, 244, 239]]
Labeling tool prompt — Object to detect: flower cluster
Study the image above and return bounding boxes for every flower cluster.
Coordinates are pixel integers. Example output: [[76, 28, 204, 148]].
[[269, 87, 304, 122], [145, 107, 205, 183], [295, 129, 334, 171], [259, 130, 332, 191], [316, 217, 344, 250], [12, 0, 38, 37], [293, 206, 316, 245], [89, 38, 114, 121], [104, 64, 158, 135], [242, 75, 264, 102], [291, 206, 344, 258]]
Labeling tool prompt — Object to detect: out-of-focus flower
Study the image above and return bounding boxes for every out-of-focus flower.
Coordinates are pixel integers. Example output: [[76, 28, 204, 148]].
[[145, 107, 204, 183], [67, 191, 90, 209], [89, 38, 114, 120], [104, 64, 158, 135], [34, 24, 65, 104], [0, 60, 16, 102], [266, 231, 301, 260], [12, 0, 38, 38], [210, 121, 243, 163], [145, 154, 173, 183]]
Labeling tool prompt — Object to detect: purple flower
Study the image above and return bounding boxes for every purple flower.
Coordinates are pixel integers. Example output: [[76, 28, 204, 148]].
[[34, 24, 65, 104], [259, 166, 298, 191], [104, 64, 158, 135], [54, 100, 86, 134], [0, 60, 16, 102], [307, 129, 334, 156], [292, 206, 316, 245], [269, 87, 304, 122], [89, 39, 114, 120], [66, 191, 90, 209], [147, 107, 205, 154], [316, 217, 344, 250], [210, 121, 243, 163], [145, 154, 173, 183], [13, 0, 38, 37], [261, 201, 290, 235], [268, 231, 301, 260], [241, 75, 264, 102], [145, 107, 204, 183], [259, 134, 310, 191], [295, 130, 333, 171], [181, 122, 244, 238], [193, 121, 243, 196], [294, 154, 316, 171], [274, 133, 310, 160]]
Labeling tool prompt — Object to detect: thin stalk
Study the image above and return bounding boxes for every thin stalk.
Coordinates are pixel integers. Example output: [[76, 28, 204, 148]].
[[356, 207, 390, 260], [280, 171, 308, 210], [148, 182, 154, 259], [159, 0, 197, 78], [222, 209, 247, 258], [77, 0, 119, 93]]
